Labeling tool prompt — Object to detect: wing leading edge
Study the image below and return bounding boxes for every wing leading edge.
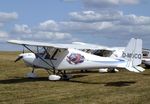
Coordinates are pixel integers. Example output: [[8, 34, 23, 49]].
[[7, 40, 113, 50]]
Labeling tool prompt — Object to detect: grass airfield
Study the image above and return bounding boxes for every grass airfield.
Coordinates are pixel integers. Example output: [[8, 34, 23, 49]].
[[0, 51, 150, 104]]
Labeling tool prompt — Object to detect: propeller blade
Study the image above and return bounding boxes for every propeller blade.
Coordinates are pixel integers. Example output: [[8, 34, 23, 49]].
[[14, 56, 23, 62]]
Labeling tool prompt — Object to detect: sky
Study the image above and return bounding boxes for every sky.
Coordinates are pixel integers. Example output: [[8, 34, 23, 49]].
[[0, 0, 150, 51]]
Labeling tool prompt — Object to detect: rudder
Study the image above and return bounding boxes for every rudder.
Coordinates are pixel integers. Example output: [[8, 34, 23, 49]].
[[122, 38, 142, 66], [121, 38, 144, 72]]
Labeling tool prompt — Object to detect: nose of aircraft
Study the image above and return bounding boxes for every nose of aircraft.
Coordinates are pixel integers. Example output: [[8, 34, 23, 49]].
[[15, 53, 36, 66]]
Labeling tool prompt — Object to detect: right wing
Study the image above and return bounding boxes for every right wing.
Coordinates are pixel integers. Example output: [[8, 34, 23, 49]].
[[72, 41, 115, 51]]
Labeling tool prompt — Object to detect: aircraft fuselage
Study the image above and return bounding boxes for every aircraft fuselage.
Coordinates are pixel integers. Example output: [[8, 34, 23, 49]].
[[21, 48, 126, 70]]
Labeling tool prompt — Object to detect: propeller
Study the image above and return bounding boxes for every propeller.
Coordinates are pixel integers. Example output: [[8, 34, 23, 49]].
[[14, 55, 23, 62], [15, 46, 25, 62]]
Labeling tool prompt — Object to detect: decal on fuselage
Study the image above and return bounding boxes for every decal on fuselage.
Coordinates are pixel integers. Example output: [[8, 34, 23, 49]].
[[66, 53, 85, 64]]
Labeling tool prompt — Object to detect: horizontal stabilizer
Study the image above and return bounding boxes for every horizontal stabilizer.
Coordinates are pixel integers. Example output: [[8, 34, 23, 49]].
[[125, 66, 145, 73], [134, 66, 145, 72]]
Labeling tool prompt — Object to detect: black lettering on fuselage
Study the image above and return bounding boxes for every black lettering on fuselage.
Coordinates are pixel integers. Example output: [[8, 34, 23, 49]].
[[122, 52, 142, 59]]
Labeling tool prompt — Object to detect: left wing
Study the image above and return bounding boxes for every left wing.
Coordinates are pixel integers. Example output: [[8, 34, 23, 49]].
[[7, 40, 112, 50]]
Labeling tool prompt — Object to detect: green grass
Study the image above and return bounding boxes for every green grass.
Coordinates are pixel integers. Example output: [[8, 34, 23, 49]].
[[0, 51, 150, 104]]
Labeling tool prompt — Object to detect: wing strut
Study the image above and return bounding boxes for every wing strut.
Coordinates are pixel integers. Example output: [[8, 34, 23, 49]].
[[23, 45, 55, 73], [43, 47, 56, 68], [51, 49, 60, 60]]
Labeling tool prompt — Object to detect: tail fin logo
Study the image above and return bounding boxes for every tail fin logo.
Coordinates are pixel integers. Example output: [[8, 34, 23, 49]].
[[122, 52, 142, 59]]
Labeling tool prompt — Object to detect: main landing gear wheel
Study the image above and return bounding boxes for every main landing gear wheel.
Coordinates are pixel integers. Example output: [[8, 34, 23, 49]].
[[48, 70, 71, 81], [48, 74, 71, 81], [145, 64, 150, 68], [61, 74, 72, 80], [48, 75, 61, 81]]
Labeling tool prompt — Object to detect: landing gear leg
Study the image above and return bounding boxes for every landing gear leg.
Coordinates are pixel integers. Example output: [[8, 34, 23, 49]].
[[61, 70, 71, 80], [32, 68, 35, 73], [108, 68, 119, 73], [26, 67, 37, 78]]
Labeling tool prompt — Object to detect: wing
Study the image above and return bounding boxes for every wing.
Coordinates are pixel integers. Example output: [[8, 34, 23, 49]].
[[7, 40, 113, 50], [72, 41, 115, 51]]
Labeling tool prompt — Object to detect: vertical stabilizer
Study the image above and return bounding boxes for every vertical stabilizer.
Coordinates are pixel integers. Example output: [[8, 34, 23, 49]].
[[122, 38, 145, 72]]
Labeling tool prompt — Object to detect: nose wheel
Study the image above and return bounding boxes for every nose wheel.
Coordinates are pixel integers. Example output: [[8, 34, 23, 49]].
[[26, 68, 71, 81], [26, 68, 37, 78]]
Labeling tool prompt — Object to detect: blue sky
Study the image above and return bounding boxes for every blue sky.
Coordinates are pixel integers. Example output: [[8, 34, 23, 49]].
[[0, 0, 82, 26], [0, 0, 150, 50]]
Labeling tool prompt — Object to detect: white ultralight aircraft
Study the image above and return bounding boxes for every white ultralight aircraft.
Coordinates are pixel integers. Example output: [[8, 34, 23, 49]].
[[8, 38, 145, 80]]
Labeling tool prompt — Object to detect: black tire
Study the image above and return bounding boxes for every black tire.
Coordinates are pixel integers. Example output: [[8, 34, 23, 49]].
[[145, 64, 150, 68]]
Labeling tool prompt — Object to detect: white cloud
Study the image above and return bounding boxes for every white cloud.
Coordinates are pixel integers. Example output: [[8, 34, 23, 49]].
[[60, 21, 113, 33], [119, 14, 150, 25], [0, 12, 18, 42], [7, 8, 149, 49], [35, 31, 71, 40], [0, 23, 3, 27], [11, 23, 72, 41], [0, 12, 18, 23], [69, 10, 150, 26], [70, 10, 123, 22], [8, 9, 150, 47], [22, 31, 72, 41], [0, 31, 8, 38], [83, 0, 140, 9], [119, 0, 139, 4], [57, 10, 150, 40], [13, 24, 32, 34], [1, 1, 149, 50], [39, 20, 59, 31]]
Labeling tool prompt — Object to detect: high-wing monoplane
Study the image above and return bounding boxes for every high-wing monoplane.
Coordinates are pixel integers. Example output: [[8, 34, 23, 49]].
[[8, 38, 145, 80]]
